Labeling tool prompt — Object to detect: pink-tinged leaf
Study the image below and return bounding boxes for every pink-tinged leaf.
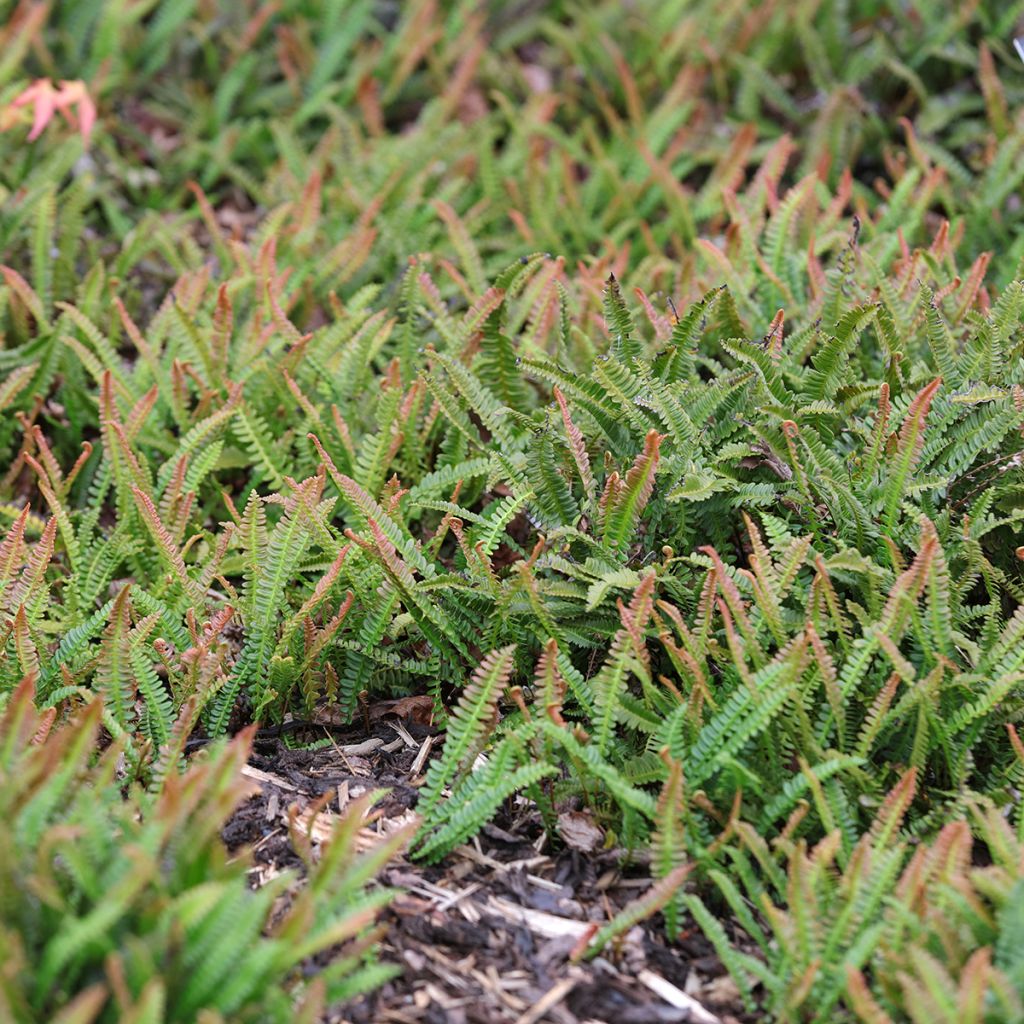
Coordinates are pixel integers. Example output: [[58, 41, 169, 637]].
[[5, 79, 96, 146], [897, 378, 942, 463], [604, 430, 664, 550], [868, 767, 917, 849], [554, 385, 595, 505], [13, 80, 55, 140], [75, 84, 96, 144], [131, 486, 205, 605], [0, 504, 30, 607]]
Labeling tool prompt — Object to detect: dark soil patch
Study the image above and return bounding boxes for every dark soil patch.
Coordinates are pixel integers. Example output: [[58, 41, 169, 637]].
[[221, 718, 753, 1024]]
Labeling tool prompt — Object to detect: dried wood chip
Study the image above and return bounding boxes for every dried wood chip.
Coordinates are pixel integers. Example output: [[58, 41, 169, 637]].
[[338, 736, 385, 756], [435, 881, 484, 912], [264, 791, 279, 821], [291, 804, 418, 849], [637, 969, 721, 1024], [525, 873, 564, 893], [513, 976, 578, 1024], [241, 763, 298, 791], [455, 844, 548, 872], [387, 719, 418, 747], [410, 734, 434, 776], [487, 896, 591, 940], [402, 948, 427, 971]]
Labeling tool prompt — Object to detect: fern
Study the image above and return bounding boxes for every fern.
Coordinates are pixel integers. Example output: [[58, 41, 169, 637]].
[[417, 738, 555, 862], [0, 685, 408, 1023], [4, 9, 1024, 1018], [416, 645, 515, 826]]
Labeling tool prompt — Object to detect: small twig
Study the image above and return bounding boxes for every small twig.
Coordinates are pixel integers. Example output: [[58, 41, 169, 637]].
[[410, 734, 434, 776], [637, 969, 721, 1024], [512, 977, 577, 1024], [186, 715, 388, 753]]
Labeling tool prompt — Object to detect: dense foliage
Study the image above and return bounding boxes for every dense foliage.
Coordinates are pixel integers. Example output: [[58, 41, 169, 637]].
[[2, 1, 1024, 1021], [0, 679, 411, 1023]]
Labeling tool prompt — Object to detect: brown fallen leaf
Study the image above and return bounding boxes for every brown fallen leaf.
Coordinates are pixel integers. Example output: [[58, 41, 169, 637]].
[[736, 439, 792, 480], [369, 693, 435, 726], [556, 810, 604, 852]]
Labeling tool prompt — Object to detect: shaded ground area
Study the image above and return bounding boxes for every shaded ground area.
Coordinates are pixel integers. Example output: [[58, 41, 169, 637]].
[[220, 717, 749, 1024]]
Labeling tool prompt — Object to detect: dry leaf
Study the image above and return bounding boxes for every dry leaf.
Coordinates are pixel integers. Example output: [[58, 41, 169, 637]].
[[369, 693, 435, 725], [556, 810, 604, 852]]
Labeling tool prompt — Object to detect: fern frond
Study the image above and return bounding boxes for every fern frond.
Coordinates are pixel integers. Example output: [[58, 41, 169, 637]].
[[417, 645, 516, 824]]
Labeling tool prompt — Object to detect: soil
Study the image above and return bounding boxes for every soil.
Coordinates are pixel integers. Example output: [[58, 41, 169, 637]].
[[220, 715, 755, 1024]]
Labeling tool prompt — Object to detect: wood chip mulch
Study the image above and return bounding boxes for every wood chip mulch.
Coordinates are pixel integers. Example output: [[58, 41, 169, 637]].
[[219, 714, 754, 1024]]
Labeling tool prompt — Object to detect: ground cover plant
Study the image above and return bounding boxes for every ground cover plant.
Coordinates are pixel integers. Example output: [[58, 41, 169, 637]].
[[2, 1, 1024, 1021]]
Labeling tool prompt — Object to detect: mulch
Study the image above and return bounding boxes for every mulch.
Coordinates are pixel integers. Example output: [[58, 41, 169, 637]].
[[220, 714, 753, 1024]]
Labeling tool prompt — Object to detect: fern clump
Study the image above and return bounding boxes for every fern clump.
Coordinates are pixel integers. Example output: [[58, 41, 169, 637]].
[[0, 680, 411, 1023], [2, 1, 1024, 1020], [2, 211, 1023, 1018]]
